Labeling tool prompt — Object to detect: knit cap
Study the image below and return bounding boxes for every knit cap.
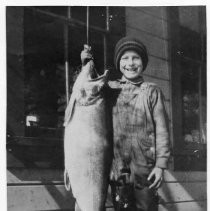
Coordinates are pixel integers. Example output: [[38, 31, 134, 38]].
[[114, 36, 148, 71]]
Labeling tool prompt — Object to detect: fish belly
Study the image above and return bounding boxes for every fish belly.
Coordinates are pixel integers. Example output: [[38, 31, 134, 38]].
[[64, 99, 112, 211]]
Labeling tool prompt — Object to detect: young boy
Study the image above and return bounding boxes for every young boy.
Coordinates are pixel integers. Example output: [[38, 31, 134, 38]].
[[81, 36, 170, 211]]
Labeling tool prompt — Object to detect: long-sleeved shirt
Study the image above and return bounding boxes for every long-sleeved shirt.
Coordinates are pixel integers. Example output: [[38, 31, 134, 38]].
[[107, 76, 170, 178]]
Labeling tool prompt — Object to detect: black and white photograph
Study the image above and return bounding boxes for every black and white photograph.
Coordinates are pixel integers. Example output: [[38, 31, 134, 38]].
[[2, 2, 207, 211]]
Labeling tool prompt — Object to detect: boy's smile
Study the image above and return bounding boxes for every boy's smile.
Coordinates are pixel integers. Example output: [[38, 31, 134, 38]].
[[119, 50, 144, 82]]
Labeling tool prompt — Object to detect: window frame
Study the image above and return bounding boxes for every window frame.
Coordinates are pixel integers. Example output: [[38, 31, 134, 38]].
[[7, 6, 125, 169], [167, 6, 206, 171]]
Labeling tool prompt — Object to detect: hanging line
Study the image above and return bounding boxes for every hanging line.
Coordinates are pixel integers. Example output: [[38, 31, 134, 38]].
[[85, 7, 110, 72], [65, 7, 71, 105], [86, 6, 90, 45], [85, 6, 98, 78], [103, 7, 110, 70]]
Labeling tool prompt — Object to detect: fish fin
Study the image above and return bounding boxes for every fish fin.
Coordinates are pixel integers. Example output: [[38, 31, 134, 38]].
[[64, 169, 71, 191], [63, 94, 76, 127]]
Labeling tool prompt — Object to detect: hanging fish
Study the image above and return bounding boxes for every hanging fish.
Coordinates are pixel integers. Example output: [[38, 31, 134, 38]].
[[63, 45, 112, 211]]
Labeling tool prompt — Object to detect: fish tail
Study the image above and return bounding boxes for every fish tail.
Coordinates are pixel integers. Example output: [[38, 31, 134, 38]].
[[64, 169, 71, 191]]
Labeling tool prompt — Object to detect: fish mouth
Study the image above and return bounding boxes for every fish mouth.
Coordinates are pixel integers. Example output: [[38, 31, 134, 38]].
[[88, 69, 109, 82]]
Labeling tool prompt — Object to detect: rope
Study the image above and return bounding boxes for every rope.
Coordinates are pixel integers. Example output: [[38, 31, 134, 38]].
[[86, 6, 89, 45]]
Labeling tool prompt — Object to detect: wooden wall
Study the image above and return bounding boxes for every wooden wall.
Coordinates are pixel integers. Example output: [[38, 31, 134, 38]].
[[125, 7, 171, 122], [125, 6, 207, 211]]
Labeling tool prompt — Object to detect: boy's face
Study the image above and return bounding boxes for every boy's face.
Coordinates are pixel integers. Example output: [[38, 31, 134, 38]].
[[119, 50, 143, 82]]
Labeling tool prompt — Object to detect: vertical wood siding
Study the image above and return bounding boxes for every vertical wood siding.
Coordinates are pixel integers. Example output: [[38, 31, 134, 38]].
[[125, 6, 206, 211]]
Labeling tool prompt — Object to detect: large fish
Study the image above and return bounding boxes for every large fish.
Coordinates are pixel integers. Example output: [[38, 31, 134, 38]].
[[63, 46, 112, 211]]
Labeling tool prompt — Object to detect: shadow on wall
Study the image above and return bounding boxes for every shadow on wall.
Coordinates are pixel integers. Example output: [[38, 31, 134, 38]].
[[7, 168, 113, 210], [158, 170, 207, 211], [7, 168, 75, 211]]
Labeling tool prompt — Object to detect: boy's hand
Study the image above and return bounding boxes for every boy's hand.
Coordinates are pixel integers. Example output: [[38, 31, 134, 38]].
[[81, 44, 93, 66], [147, 167, 164, 189]]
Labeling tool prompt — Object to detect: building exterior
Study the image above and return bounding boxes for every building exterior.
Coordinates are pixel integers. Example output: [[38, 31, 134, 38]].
[[7, 6, 206, 211]]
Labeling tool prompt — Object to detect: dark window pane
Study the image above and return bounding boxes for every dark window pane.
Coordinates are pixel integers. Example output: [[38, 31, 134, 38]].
[[179, 26, 202, 60], [7, 136, 64, 168], [90, 6, 106, 29], [7, 7, 65, 169], [201, 63, 207, 144], [107, 7, 126, 79], [109, 7, 126, 35], [174, 149, 206, 171], [89, 32, 104, 73], [34, 6, 68, 17], [66, 26, 86, 97], [71, 6, 86, 22], [178, 6, 200, 32], [172, 7, 207, 171], [175, 55, 206, 171], [24, 8, 65, 129], [181, 61, 199, 139]]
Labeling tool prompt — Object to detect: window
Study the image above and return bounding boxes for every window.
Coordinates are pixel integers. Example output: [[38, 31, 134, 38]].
[[7, 6, 125, 169], [168, 6, 206, 171]]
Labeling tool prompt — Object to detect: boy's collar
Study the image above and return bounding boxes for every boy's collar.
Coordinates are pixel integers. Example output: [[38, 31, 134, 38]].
[[119, 76, 144, 85]]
